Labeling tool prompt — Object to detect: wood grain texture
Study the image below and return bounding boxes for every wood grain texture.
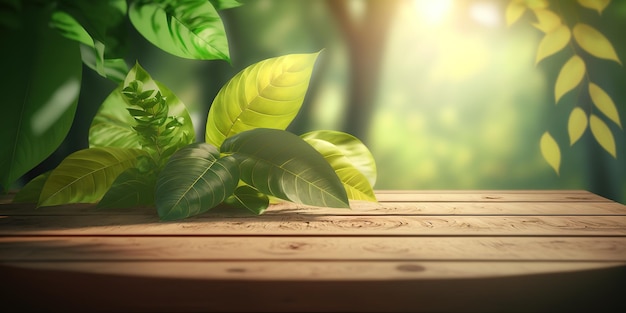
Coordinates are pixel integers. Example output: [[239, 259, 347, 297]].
[[2, 236, 626, 262], [4, 201, 626, 216], [1, 190, 625, 312], [2, 215, 625, 236]]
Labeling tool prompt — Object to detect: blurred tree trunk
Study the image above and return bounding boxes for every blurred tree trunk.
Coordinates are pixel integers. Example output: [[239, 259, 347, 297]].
[[326, 0, 402, 143]]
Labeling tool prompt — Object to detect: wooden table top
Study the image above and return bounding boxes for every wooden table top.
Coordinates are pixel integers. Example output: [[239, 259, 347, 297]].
[[1, 190, 625, 312]]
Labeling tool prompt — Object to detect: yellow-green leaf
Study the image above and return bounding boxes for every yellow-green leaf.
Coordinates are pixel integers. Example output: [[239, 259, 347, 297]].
[[302, 137, 376, 202], [589, 82, 622, 129], [205, 52, 320, 147], [535, 25, 571, 65], [590, 114, 617, 158], [555, 55, 585, 104], [532, 9, 561, 33], [301, 130, 377, 187], [525, 0, 549, 9], [573, 23, 621, 65], [221, 129, 350, 209], [577, 0, 611, 15], [540, 131, 561, 175], [568, 107, 588, 146], [506, 0, 526, 27], [38, 147, 148, 207]]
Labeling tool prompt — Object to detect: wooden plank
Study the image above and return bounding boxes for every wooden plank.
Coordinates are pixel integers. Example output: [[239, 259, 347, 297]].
[[374, 191, 610, 202], [0, 190, 617, 214], [2, 201, 625, 216], [3, 261, 625, 312], [2, 260, 624, 281], [0, 203, 154, 216], [267, 201, 626, 216], [374, 190, 595, 194], [1, 215, 625, 236], [2, 236, 625, 262]]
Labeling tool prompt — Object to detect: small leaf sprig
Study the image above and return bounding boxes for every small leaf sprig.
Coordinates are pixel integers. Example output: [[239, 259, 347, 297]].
[[121, 80, 188, 170], [506, 0, 623, 174]]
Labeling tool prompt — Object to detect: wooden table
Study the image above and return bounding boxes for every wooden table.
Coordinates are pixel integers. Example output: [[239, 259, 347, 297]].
[[1, 190, 625, 312]]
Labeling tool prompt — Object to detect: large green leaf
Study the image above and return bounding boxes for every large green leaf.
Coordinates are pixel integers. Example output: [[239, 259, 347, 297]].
[[12, 172, 51, 204], [38, 147, 147, 207], [205, 52, 320, 147], [223, 184, 270, 215], [208, 0, 242, 10], [221, 128, 350, 208], [301, 130, 377, 187], [79, 44, 128, 83], [98, 167, 156, 209], [50, 10, 92, 46], [54, 0, 127, 59], [89, 85, 137, 148], [155, 143, 239, 220], [129, 0, 230, 61], [0, 5, 81, 191], [0, 0, 21, 29], [50, 9, 128, 82], [89, 62, 195, 149], [303, 138, 376, 202]]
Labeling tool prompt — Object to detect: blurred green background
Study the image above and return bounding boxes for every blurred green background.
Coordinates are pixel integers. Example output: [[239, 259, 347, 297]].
[[35, 0, 625, 204]]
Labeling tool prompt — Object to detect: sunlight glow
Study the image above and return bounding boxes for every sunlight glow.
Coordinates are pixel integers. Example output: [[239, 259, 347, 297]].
[[469, 2, 502, 27], [31, 78, 80, 136], [413, 0, 453, 26], [349, 0, 366, 21]]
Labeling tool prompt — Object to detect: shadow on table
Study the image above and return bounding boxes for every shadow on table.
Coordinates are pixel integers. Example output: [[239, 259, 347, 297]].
[[2, 262, 624, 312]]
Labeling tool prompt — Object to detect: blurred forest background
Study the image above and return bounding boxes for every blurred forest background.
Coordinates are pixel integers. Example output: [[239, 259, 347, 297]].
[[31, 0, 626, 204]]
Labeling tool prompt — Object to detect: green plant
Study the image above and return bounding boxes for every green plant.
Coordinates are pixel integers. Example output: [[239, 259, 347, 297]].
[[1, 0, 377, 220], [506, 0, 623, 174]]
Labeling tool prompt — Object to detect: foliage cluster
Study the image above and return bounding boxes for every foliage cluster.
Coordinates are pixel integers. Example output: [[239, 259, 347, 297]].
[[506, 0, 623, 174], [0, 0, 377, 220]]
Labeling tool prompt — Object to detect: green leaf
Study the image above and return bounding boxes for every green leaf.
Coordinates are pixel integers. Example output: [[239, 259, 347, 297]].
[[54, 0, 127, 59], [568, 107, 588, 146], [301, 130, 377, 187], [50, 10, 92, 46], [535, 24, 570, 65], [89, 63, 195, 149], [79, 44, 128, 83], [50, 8, 129, 83], [38, 147, 148, 207], [0, 6, 82, 192], [223, 185, 270, 215], [303, 138, 376, 202], [590, 114, 617, 158], [525, 0, 549, 9], [208, 0, 242, 10], [532, 9, 561, 33], [12, 172, 51, 204], [205, 52, 320, 147], [89, 86, 137, 148], [505, 0, 526, 27], [540, 131, 561, 175], [0, 0, 21, 29], [555, 55, 585, 104], [155, 143, 239, 220], [588, 82, 622, 129], [577, 0, 611, 15], [97, 168, 156, 209], [221, 128, 350, 208], [572, 23, 621, 65], [129, 0, 230, 61]]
